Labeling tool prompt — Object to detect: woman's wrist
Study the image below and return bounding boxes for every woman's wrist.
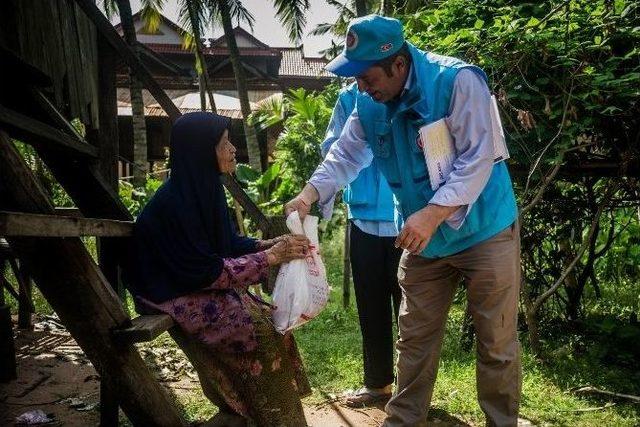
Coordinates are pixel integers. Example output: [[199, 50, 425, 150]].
[[265, 249, 278, 265]]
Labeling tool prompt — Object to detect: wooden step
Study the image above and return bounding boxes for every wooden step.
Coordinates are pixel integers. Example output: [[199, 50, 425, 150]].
[[0, 211, 133, 237], [0, 104, 98, 158], [111, 315, 175, 344]]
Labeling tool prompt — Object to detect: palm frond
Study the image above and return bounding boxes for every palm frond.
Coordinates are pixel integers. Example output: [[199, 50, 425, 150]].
[[102, 0, 118, 19], [272, 0, 310, 43], [140, 0, 166, 33], [320, 40, 344, 60], [326, 0, 355, 19], [206, 0, 253, 32], [249, 95, 286, 131], [177, 0, 208, 50], [308, 22, 333, 37], [228, 0, 255, 31]]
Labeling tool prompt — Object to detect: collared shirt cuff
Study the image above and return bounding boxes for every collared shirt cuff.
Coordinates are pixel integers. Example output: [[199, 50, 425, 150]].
[[443, 204, 471, 230], [429, 185, 472, 230], [308, 181, 336, 220]]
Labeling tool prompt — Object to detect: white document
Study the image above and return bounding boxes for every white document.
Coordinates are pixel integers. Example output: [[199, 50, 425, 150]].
[[419, 95, 510, 191], [490, 95, 510, 162]]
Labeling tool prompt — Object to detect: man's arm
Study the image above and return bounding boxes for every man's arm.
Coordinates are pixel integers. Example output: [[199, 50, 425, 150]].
[[285, 110, 373, 219], [395, 68, 496, 253]]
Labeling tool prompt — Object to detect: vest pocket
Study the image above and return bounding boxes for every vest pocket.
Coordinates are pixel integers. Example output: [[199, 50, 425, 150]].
[[373, 120, 402, 189]]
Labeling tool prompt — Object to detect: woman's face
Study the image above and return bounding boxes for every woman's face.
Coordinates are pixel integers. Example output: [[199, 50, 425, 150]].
[[215, 129, 237, 174]]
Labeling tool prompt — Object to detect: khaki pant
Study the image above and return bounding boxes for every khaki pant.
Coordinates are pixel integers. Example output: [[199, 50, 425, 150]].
[[384, 223, 522, 427]]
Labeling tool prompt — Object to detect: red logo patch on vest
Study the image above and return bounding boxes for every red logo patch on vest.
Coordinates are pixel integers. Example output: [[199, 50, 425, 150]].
[[380, 42, 393, 52]]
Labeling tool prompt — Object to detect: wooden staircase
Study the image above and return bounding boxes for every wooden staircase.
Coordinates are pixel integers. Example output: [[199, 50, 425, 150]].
[[0, 0, 290, 425]]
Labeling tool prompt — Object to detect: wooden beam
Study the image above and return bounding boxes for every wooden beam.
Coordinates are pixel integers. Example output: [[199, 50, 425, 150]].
[[72, 0, 182, 123], [0, 131, 186, 426], [112, 314, 175, 344], [221, 174, 271, 233], [0, 104, 97, 158], [0, 273, 20, 301], [0, 211, 133, 237]]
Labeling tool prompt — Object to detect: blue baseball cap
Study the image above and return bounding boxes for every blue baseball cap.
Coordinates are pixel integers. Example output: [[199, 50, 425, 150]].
[[325, 15, 405, 77]]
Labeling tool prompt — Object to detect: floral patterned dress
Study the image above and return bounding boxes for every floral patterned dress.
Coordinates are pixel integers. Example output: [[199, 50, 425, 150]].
[[140, 251, 310, 423]]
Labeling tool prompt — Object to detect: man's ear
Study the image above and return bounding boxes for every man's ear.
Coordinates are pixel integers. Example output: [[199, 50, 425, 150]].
[[395, 55, 407, 73]]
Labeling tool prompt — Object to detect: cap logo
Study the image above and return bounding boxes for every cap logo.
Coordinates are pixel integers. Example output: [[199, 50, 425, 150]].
[[346, 30, 358, 50], [380, 42, 393, 53]]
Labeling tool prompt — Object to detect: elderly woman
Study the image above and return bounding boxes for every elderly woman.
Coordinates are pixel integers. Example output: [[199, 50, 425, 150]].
[[126, 112, 310, 427]]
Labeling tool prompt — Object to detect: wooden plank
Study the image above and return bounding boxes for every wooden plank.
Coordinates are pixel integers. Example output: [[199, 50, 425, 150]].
[[73, 0, 182, 123], [16, 259, 33, 329], [112, 315, 175, 344], [87, 35, 124, 304], [0, 104, 98, 158], [55, 207, 83, 217], [0, 211, 133, 237], [7, 257, 36, 317], [221, 174, 271, 233], [0, 131, 186, 426], [0, 273, 20, 301]]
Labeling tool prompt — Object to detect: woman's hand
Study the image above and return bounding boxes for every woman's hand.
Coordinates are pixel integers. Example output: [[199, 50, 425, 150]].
[[265, 234, 310, 265]]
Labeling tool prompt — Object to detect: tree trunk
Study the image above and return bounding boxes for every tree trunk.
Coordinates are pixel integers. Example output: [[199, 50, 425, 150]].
[[185, 0, 217, 113], [219, 0, 262, 171], [355, 0, 368, 16], [116, 0, 148, 188], [380, 0, 393, 16]]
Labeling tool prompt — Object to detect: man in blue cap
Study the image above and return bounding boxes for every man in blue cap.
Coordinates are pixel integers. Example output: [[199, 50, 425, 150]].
[[321, 83, 402, 407], [285, 14, 521, 427]]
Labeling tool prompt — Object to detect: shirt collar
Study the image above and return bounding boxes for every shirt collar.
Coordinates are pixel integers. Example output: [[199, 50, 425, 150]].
[[401, 64, 414, 97]]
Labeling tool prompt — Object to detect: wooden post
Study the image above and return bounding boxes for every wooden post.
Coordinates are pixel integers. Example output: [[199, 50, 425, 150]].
[[0, 257, 17, 382], [0, 131, 186, 426], [16, 261, 33, 329], [7, 257, 34, 330], [343, 220, 352, 309], [87, 34, 127, 424]]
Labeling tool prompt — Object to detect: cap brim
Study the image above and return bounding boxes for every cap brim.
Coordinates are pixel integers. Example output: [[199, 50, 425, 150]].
[[325, 53, 377, 77]]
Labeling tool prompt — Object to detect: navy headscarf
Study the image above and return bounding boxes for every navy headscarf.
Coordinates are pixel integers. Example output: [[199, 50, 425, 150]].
[[127, 112, 256, 304]]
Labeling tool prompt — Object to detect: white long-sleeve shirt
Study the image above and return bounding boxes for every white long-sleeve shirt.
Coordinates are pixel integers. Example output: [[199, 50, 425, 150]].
[[309, 68, 496, 229]]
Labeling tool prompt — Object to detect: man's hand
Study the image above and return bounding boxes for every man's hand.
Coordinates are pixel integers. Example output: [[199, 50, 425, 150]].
[[395, 204, 460, 254], [284, 184, 320, 220]]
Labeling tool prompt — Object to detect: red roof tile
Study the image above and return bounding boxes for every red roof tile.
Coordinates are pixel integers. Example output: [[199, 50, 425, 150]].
[[277, 47, 332, 78]]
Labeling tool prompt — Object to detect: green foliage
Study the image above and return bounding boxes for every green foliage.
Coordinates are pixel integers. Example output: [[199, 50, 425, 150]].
[[239, 86, 344, 235], [401, 0, 640, 335], [119, 178, 164, 217], [403, 0, 639, 171], [269, 88, 336, 203]]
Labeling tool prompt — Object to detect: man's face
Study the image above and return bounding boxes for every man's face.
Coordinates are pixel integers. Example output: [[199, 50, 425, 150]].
[[355, 56, 408, 103]]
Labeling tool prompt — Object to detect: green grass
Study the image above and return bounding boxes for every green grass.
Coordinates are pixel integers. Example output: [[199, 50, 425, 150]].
[[4, 229, 638, 426], [292, 227, 640, 426]]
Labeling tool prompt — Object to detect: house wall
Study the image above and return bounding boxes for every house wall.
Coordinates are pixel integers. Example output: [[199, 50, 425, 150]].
[[131, 21, 182, 45]]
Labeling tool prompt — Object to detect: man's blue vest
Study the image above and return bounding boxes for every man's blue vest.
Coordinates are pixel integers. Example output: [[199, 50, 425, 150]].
[[331, 84, 396, 222], [356, 43, 518, 258]]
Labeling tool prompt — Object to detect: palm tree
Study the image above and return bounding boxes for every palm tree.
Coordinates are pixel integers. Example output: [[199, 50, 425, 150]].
[[178, 0, 217, 113], [104, 0, 164, 187], [208, 0, 310, 172], [310, 0, 425, 57]]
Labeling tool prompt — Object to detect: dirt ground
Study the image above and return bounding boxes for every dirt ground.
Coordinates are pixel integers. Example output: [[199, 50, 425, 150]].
[[0, 316, 474, 427]]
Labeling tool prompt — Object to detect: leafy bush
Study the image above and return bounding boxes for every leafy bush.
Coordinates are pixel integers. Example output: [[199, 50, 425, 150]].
[[400, 0, 639, 351], [119, 178, 163, 217]]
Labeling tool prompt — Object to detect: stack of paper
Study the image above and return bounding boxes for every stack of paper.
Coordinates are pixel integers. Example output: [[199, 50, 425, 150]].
[[419, 95, 510, 191]]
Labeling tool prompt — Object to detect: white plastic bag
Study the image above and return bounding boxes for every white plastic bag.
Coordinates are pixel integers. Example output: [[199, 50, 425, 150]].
[[272, 211, 330, 333]]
